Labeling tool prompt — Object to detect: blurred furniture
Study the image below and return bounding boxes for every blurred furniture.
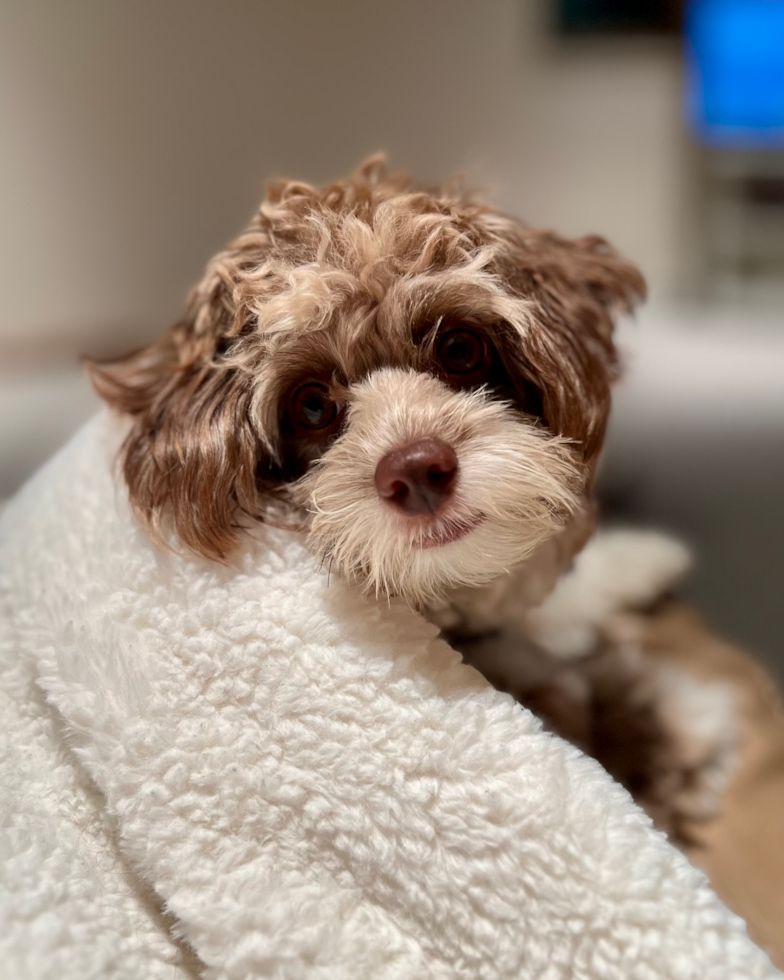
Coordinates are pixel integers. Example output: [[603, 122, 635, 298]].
[[699, 150, 784, 300], [0, 358, 99, 498], [686, 0, 784, 298], [557, 0, 683, 34], [600, 306, 784, 686]]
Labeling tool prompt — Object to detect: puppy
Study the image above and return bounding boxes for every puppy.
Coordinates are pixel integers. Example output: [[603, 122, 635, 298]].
[[89, 158, 644, 618]]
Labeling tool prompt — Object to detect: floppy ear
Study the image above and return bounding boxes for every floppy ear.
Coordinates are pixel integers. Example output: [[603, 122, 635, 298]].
[[87, 269, 269, 562], [493, 226, 646, 466]]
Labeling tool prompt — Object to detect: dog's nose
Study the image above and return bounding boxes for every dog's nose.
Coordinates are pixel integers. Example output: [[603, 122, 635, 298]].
[[374, 438, 458, 515]]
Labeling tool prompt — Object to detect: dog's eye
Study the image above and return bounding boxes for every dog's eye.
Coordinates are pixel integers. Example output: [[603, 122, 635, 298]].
[[289, 383, 343, 434], [436, 327, 492, 385]]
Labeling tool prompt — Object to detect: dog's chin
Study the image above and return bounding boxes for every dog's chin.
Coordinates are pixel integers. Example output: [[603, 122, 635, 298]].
[[309, 512, 572, 607], [415, 512, 485, 549], [395, 518, 563, 604]]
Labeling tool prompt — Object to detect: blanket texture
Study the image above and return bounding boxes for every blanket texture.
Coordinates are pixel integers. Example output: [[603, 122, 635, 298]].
[[0, 412, 779, 980]]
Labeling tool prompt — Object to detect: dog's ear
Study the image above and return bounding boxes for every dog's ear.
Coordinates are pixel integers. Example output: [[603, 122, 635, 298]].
[[87, 268, 269, 562], [521, 231, 645, 354], [490, 224, 646, 466]]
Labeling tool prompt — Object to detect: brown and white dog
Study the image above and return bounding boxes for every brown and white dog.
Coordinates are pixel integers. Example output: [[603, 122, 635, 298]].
[[89, 159, 783, 963], [89, 158, 641, 608]]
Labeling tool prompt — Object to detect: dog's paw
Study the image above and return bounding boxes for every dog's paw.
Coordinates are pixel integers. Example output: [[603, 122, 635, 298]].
[[585, 646, 739, 839], [645, 663, 739, 834], [525, 529, 692, 658]]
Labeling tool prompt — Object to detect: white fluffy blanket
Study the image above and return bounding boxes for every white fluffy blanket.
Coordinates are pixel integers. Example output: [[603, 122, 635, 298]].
[[0, 413, 779, 980]]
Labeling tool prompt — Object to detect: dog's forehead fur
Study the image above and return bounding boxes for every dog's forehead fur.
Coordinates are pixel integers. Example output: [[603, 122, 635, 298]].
[[204, 163, 533, 376], [198, 159, 641, 444]]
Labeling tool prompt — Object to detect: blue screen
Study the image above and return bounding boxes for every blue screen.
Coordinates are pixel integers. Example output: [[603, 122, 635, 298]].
[[687, 0, 784, 146]]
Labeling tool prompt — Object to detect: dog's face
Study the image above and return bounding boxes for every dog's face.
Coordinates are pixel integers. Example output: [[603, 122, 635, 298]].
[[90, 160, 644, 605]]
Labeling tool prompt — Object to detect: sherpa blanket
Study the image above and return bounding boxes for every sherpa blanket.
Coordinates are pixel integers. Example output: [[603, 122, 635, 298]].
[[0, 412, 779, 980]]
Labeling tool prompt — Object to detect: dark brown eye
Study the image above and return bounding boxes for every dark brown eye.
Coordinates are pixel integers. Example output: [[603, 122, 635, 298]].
[[436, 327, 492, 385], [289, 382, 343, 434]]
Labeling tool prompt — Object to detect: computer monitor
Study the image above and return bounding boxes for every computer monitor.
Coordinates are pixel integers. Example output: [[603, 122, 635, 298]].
[[686, 0, 784, 146]]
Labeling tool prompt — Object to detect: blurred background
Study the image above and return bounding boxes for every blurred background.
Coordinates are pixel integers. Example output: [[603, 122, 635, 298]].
[[1, 0, 782, 679]]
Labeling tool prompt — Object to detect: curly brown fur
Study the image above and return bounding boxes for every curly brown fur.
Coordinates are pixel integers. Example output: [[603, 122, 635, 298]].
[[89, 157, 644, 604]]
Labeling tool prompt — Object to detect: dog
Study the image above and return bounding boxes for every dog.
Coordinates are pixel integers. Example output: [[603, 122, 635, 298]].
[[88, 158, 781, 961], [88, 157, 643, 613]]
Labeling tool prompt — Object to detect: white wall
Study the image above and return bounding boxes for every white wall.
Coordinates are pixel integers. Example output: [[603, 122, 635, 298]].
[[0, 0, 693, 356]]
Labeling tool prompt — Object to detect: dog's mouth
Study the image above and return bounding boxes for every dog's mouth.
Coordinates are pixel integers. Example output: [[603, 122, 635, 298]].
[[414, 512, 485, 549]]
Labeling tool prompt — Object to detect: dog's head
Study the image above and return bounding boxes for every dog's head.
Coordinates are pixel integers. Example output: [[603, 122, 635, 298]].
[[90, 159, 644, 605]]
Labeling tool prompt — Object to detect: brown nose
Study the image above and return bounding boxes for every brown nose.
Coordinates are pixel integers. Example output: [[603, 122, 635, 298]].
[[374, 438, 458, 515]]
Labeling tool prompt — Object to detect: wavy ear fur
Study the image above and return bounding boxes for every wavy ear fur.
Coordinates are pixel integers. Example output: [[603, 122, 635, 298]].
[[490, 225, 646, 467], [87, 278, 267, 562]]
